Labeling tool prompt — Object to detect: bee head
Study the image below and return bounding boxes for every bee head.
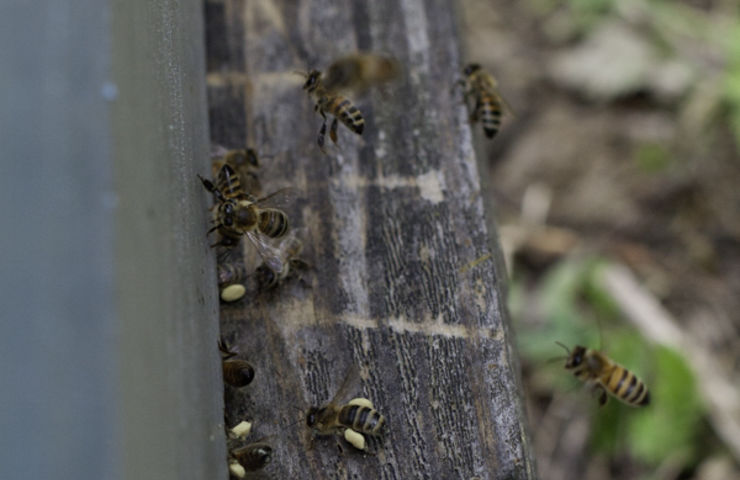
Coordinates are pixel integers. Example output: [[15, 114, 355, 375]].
[[463, 63, 481, 76], [303, 70, 322, 90], [254, 445, 273, 465], [219, 202, 235, 226], [305, 407, 320, 427], [245, 148, 260, 168], [565, 345, 587, 369]]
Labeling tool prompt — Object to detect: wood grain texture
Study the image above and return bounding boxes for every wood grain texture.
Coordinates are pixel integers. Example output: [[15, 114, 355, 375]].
[[204, 0, 536, 478]]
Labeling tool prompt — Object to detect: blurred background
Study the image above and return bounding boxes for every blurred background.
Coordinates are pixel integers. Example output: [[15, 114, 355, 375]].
[[459, 0, 740, 479]]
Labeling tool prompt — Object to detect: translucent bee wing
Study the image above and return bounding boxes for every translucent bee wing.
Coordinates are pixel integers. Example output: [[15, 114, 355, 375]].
[[328, 364, 362, 407], [499, 92, 516, 118], [210, 143, 231, 159], [323, 54, 401, 94], [218, 338, 238, 359], [246, 231, 286, 275], [254, 186, 298, 210]]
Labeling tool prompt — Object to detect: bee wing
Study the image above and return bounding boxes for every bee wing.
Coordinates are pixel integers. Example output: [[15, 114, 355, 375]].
[[218, 338, 238, 359], [328, 364, 362, 407], [246, 231, 286, 275], [496, 89, 516, 118], [210, 143, 231, 159], [324, 53, 401, 93], [254, 186, 298, 210]]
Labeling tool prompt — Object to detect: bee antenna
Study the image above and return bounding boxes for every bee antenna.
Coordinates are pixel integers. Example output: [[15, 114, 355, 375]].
[[293, 70, 309, 78], [554, 341, 570, 354]]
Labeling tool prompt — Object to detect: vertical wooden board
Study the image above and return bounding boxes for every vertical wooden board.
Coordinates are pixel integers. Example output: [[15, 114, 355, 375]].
[[206, 0, 535, 478]]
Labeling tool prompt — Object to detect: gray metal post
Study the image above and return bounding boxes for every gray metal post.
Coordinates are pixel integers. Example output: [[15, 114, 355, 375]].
[[0, 1, 225, 479]]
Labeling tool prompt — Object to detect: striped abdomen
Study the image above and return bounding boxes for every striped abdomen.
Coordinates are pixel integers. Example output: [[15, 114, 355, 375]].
[[475, 92, 502, 139], [216, 164, 249, 201], [600, 363, 650, 407], [222, 358, 255, 387], [325, 95, 364, 135], [232, 442, 272, 471], [217, 261, 248, 287], [567, 346, 650, 407], [257, 208, 288, 238], [338, 404, 385, 436]]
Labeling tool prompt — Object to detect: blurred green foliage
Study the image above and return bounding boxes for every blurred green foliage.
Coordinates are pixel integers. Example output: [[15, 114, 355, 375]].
[[512, 257, 706, 474], [723, 23, 740, 148], [635, 143, 672, 173]]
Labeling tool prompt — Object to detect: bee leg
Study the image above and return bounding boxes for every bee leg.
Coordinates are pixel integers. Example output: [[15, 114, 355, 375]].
[[206, 224, 220, 235], [449, 78, 464, 95], [589, 383, 608, 407], [198, 175, 227, 203], [470, 99, 481, 124], [289, 258, 312, 288], [317, 111, 328, 153], [335, 436, 345, 456], [329, 117, 339, 144]]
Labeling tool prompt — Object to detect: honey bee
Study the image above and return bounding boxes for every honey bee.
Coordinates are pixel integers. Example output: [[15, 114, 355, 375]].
[[301, 69, 365, 151], [230, 441, 273, 472], [255, 232, 309, 289], [219, 340, 255, 388], [322, 53, 400, 93], [217, 261, 249, 288], [211, 146, 262, 197], [306, 366, 385, 440], [557, 343, 651, 407], [456, 63, 506, 139], [198, 164, 289, 273]]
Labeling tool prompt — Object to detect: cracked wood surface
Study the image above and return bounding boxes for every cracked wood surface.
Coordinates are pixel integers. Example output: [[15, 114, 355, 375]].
[[205, 0, 535, 478]]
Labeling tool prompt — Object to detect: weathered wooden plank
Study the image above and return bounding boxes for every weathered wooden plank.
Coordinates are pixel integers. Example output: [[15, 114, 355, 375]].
[[205, 1, 535, 478]]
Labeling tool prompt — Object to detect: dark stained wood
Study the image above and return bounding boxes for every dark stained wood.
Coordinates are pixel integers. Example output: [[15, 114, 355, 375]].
[[204, 0, 536, 478]]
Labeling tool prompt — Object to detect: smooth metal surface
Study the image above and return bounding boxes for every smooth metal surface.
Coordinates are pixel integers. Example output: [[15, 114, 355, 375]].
[[112, 1, 225, 479], [0, 1, 224, 479]]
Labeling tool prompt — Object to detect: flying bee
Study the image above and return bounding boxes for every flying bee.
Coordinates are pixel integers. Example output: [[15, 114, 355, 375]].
[[455, 63, 507, 139], [230, 441, 273, 472], [211, 146, 262, 197], [198, 163, 289, 273], [255, 231, 309, 290], [557, 342, 650, 407], [300, 69, 365, 151], [306, 366, 385, 443], [219, 339, 255, 388], [322, 53, 401, 93]]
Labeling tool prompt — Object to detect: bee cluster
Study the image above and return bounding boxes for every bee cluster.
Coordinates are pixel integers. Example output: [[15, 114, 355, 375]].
[[200, 53, 647, 477], [200, 57, 407, 474]]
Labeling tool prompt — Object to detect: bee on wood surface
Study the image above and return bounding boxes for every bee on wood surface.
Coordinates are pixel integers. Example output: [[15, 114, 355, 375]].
[[306, 366, 385, 445], [217, 261, 249, 288], [230, 441, 273, 472], [219, 339, 255, 388], [211, 146, 262, 197], [557, 342, 650, 407], [198, 164, 289, 273], [455, 63, 506, 139], [322, 53, 400, 93], [255, 231, 309, 290]]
